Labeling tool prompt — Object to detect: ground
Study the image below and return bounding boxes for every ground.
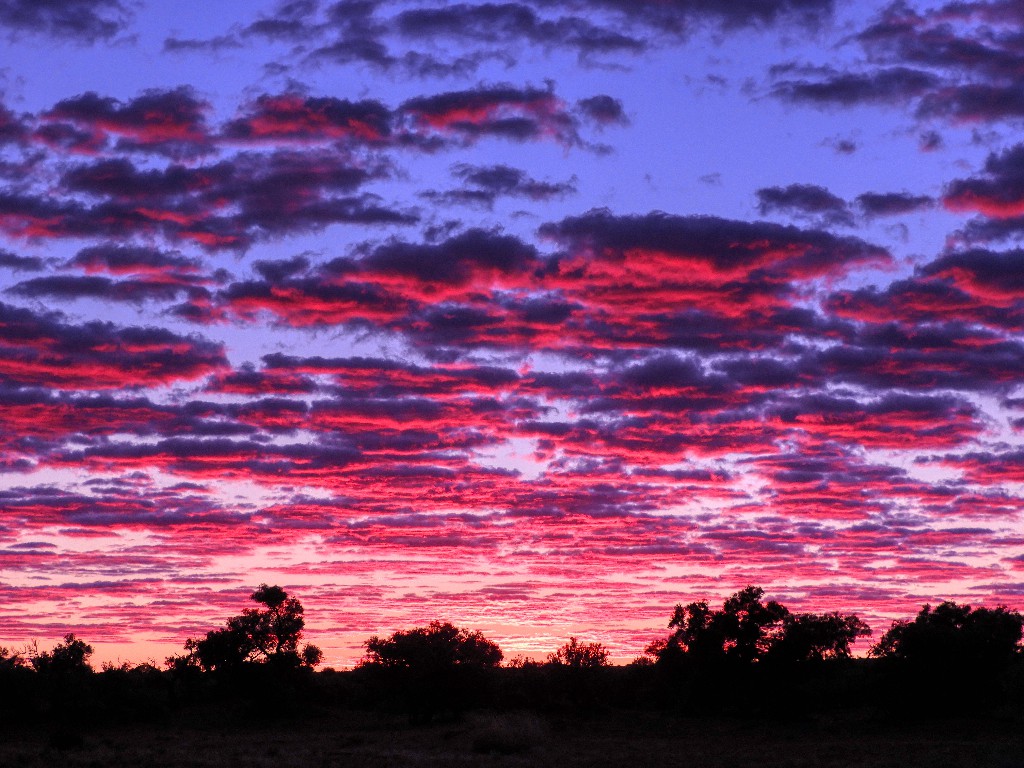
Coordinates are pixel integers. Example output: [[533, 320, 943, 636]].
[[3, 709, 1023, 767]]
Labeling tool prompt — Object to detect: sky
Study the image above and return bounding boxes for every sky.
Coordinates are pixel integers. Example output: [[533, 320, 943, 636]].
[[1, 0, 1023, 668]]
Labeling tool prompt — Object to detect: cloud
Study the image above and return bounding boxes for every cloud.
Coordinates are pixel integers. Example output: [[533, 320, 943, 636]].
[[222, 93, 394, 144], [69, 243, 203, 276], [422, 163, 576, 208], [772, 2, 1024, 124], [541, 208, 888, 284], [576, 95, 628, 126], [0, 301, 227, 389], [855, 191, 934, 217], [575, 0, 835, 33], [8, 274, 205, 304], [944, 143, 1024, 218], [399, 83, 584, 146], [0, 0, 130, 41], [395, 3, 645, 57], [0, 101, 28, 146], [2, 149, 413, 250], [43, 88, 212, 158], [771, 66, 940, 107], [756, 183, 854, 226], [0, 249, 42, 271]]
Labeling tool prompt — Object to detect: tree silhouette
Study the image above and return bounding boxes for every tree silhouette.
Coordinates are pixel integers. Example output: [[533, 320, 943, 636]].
[[659, 586, 790, 665], [179, 584, 322, 672], [29, 634, 94, 675], [547, 637, 609, 669], [870, 600, 1023, 665], [360, 621, 502, 720], [362, 620, 502, 670], [0, 646, 25, 672], [870, 600, 1023, 714], [769, 612, 872, 663]]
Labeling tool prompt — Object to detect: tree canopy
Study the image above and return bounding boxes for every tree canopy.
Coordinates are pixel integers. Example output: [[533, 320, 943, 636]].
[[178, 584, 322, 672], [547, 637, 610, 669], [29, 634, 94, 675], [361, 620, 502, 671], [651, 586, 870, 666], [870, 601, 1023, 666]]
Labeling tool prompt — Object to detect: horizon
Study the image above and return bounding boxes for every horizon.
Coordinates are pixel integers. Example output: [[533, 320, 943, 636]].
[[1, 0, 1024, 669]]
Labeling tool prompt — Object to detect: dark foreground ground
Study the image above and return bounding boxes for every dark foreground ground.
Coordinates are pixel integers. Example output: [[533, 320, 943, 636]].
[[3, 709, 1023, 768]]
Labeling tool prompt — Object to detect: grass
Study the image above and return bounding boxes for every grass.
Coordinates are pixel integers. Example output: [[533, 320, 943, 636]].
[[2, 709, 1022, 767]]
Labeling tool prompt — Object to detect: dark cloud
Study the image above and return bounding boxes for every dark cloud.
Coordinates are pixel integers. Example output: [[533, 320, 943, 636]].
[[764, 391, 982, 449], [772, 66, 940, 107], [919, 130, 943, 151], [69, 244, 202, 275], [243, 0, 321, 40], [542, 208, 888, 281], [358, 227, 541, 288], [399, 83, 584, 146], [396, 3, 644, 56], [162, 34, 243, 53], [944, 143, 1024, 219], [164, 0, 836, 84], [816, 321, 1024, 392], [580, 0, 835, 32], [43, 88, 212, 158], [9, 275, 186, 303], [858, 1, 1024, 82], [756, 183, 854, 226], [222, 93, 393, 144], [919, 247, 1024, 298], [252, 255, 311, 283], [0, 0, 130, 41], [0, 101, 28, 145], [917, 82, 1024, 122], [773, 2, 1024, 124], [576, 95, 628, 126], [423, 163, 576, 208], [855, 191, 934, 217], [0, 249, 42, 271], [2, 149, 414, 250], [0, 301, 227, 389]]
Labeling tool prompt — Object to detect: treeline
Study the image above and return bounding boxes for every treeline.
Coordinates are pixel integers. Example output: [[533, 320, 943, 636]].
[[2, 585, 1023, 735]]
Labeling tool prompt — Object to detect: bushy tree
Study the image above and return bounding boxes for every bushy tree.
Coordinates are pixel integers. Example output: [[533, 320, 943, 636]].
[[769, 612, 872, 662], [30, 634, 94, 675], [652, 587, 870, 666], [547, 637, 609, 669], [0, 646, 25, 672], [660, 586, 790, 665], [869, 600, 1023, 713], [362, 620, 502, 671], [179, 584, 322, 672], [360, 621, 502, 719], [870, 601, 1022, 666]]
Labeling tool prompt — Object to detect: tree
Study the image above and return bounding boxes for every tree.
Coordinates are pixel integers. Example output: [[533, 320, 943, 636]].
[[547, 637, 610, 669], [0, 647, 25, 672], [361, 620, 502, 671], [769, 612, 872, 662], [658, 586, 790, 665], [180, 584, 322, 672], [29, 634, 94, 675], [360, 621, 502, 719], [869, 600, 1023, 713], [870, 600, 1023, 666]]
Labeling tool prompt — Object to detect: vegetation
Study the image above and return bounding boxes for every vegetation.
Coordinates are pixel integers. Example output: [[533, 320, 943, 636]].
[[1, 584, 1022, 761], [171, 584, 322, 673], [361, 620, 503, 670], [648, 586, 871, 667]]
